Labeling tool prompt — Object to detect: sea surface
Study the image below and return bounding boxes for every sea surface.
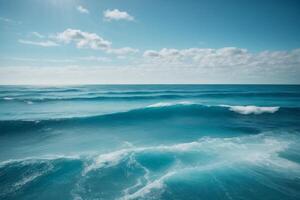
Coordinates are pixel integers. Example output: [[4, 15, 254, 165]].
[[0, 84, 300, 200]]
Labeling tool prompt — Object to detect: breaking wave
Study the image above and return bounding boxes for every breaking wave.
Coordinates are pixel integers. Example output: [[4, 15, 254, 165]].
[[1, 133, 299, 200]]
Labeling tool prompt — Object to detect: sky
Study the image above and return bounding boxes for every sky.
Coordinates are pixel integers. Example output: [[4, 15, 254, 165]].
[[0, 0, 300, 84]]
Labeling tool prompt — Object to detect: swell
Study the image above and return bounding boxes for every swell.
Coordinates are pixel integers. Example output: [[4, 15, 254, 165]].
[[2, 91, 300, 103], [1, 103, 299, 134]]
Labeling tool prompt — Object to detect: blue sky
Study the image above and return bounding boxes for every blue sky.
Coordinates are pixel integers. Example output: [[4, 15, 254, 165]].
[[0, 0, 300, 84]]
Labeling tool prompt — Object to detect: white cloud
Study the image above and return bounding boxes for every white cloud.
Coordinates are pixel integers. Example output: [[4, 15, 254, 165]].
[[143, 47, 300, 69], [1, 47, 300, 84], [103, 9, 134, 21], [56, 29, 111, 50], [55, 29, 138, 55], [18, 29, 138, 55], [77, 5, 89, 14], [18, 39, 59, 47]]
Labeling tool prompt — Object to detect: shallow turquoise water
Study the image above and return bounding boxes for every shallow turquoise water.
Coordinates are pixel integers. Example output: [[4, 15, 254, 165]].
[[0, 85, 300, 200]]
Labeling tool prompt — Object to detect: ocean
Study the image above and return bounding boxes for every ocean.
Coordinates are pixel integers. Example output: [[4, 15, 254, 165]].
[[0, 84, 300, 200]]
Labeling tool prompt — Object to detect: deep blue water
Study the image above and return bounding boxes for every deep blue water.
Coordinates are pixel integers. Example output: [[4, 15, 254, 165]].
[[0, 85, 300, 200]]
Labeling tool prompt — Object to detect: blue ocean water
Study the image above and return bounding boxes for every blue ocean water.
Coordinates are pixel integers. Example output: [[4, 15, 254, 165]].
[[0, 84, 300, 200]]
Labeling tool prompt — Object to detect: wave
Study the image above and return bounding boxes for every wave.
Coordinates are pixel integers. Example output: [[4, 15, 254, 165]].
[[83, 134, 296, 174], [84, 134, 300, 200], [1, 133, 299, 200], [1, 133, 294, 170], [1, 91, 300, 103], [1, 94, 189, 102], [0, 103, 294, 133], [148, 102, 279, 115], [0, 88, 82, 93]]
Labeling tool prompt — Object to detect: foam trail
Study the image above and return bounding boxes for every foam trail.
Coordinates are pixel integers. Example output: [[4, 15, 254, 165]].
[[122, 155, 151, 196], [0, 154, 81, 167], [14, 171, 46, 189], [121, 162, 231, 200], [121, 171, 175, 200]]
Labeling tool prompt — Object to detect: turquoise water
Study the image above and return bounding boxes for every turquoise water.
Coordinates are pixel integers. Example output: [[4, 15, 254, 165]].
[[0, 85, 300, 200]]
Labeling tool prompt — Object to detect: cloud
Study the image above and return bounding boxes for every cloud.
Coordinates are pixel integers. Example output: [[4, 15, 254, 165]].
[[1, 48, 300, 84], [103, 9, 134, 21], [77, 5, 89, 14], [18, 39, 59, 47], [143, 47, 300, 69], [55, 29, 138, 55], [55, 29, 111, 50]]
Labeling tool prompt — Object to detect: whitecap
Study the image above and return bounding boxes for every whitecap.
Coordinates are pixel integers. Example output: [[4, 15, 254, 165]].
[[3, 97, 14, 100], [146, 101, 194, 108], [221, 105, 279, 115]]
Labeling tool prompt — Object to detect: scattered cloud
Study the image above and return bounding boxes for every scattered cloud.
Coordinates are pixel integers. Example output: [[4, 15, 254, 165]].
[[2, 47, 300, 84], [143, 47, 300, 69], [55, 29, 138, 55], [103, 9, 134, 21], [77, 5, 89, 14], [18, 29, 139, 56], [55, 29, 111, 50], [18, 39, 59, 47]]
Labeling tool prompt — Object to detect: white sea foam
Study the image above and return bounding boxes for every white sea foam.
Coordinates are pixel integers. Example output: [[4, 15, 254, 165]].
[[14, 171, 45, 188], [83, 134, 298, 177], [121, 171, 175, 200], [120, 162, 235, 200], [146, 101, 194, 108], [146, 103, 280, 115], [123, 155, 151, 196], [1, 134, 298, 200], [0, 154, 81, 167], [222, 105, 280, 115], [118, 134, 299, 200], [8, 163, 54, 195], [3, 97, 14, 100], [82, 149, 130, 175]]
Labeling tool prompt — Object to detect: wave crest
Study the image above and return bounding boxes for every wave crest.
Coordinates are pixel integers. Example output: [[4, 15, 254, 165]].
[[146, 101, 194, 108], [222, 105, 280, 115]]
